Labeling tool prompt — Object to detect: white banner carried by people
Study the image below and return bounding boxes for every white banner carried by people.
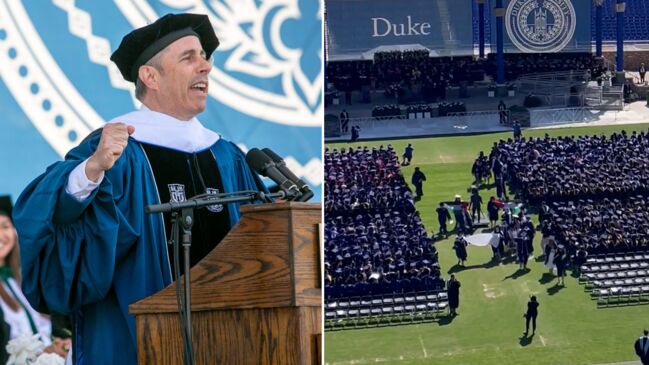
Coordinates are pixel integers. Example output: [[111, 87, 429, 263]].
[[464, 233, 499, 247]]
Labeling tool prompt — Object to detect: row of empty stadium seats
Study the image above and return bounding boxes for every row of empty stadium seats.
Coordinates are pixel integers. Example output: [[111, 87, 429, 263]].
[[586, 269, 649, 280], [593, 0, 649, 41], [585, 252, 649, 265], [471, 0, 649, 42], [579, 251, 649, 307], [594, 286, 649, 307], [325, 290, 449, 330]]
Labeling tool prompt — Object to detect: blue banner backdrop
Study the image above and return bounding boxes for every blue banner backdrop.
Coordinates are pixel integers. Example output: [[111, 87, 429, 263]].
[[325, 0, 475, 60], [0, 0, 322, 202], [492, 0, 592, 53]]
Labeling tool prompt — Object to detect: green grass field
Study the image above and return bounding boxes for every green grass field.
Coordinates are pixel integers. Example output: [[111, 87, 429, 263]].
[[325, 124, 649, 365]]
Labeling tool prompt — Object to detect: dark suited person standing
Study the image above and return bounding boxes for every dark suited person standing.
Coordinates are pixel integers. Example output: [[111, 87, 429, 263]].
[[469, 188, 483, 223], [350, 125, 360, 142], [640, 63, 647, 84], [497, 100, 507, 124], [411, 167, 426, 202], [635, 329, 649, 365], [436, 202, 452, 238], [524, 296, 539, 336], [512, 120, 522, 140], [340, 109, 350, 133], [447, 274, 461, 316]]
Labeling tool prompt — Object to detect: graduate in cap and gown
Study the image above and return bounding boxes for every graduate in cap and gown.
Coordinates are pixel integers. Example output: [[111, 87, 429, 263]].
[[411, 167, 426, 201], [0, 196, 53, 357], [453, 234, 468, 266], [13, 13, 266, 365], [447, 274, 461, 316]]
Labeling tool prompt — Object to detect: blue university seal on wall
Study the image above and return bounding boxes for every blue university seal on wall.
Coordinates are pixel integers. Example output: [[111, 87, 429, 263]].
[[505, 0, 576, 53]]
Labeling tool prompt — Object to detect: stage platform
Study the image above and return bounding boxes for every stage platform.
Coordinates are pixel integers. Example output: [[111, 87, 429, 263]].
[[325, 67, 649, 143], [327, 114, 511, 142], [326, 100, 649, 143]]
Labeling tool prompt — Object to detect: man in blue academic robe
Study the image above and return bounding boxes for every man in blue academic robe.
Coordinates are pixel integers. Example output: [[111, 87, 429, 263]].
[[13, 14, 266, 365]]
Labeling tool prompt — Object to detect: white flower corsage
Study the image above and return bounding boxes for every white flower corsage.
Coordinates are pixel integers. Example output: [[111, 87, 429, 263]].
[[6, 334, 45, 365]]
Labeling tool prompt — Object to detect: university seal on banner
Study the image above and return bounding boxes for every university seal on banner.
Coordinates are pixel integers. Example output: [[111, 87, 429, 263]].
[[505, 0, 576, 53]]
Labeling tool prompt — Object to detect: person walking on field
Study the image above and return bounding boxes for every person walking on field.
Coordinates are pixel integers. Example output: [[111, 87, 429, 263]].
[[453, 234, 468, 266], [436, 202, 452, 238], [402, 143, 414, 166], [469, 188, 483, 223], [411, 167, 426, 202], [524, 296, 539, 336]]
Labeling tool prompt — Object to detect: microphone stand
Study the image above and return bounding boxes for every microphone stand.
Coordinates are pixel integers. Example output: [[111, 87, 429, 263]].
[[145, 190, 288, 365]]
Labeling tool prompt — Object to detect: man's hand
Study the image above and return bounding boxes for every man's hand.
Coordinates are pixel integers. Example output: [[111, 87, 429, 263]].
[[86, 123, 135, 182]]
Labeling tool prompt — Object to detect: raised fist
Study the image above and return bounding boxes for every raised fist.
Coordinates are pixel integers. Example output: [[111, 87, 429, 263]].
[[86, 123, 135, 181]]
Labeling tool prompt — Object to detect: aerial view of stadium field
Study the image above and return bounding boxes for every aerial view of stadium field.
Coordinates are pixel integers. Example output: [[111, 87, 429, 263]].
[[325, 125, 649, 365], [324, 0, 649, 363]]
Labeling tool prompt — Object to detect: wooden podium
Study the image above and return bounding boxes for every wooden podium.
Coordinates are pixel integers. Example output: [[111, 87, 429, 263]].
[[129, 202, 322, 365]]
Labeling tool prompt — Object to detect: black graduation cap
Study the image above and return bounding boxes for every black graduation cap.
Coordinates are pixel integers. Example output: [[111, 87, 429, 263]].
[[111, 13, 220, 83], [0, 195, 12, 222]]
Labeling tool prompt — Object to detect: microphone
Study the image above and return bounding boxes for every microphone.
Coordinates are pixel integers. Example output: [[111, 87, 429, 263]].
[[262, 148, 314, 202], [245, 148, 301, 200]]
